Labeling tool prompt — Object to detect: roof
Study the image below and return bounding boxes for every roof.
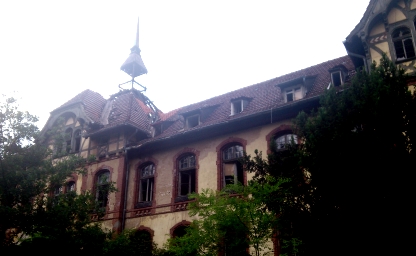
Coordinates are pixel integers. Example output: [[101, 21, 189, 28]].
[[142, 55, 355, 144], [345, 0, 392, 42], [45, 55, 355, 143], [53, 89, 106, 123]]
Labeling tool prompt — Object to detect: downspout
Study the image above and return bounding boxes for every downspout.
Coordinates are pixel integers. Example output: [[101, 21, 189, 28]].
[[121, 129, 138, 232], [346, 49, 368, 73]]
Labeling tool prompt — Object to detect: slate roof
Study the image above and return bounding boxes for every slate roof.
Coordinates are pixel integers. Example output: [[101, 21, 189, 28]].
[[50, 55, 355, 142]]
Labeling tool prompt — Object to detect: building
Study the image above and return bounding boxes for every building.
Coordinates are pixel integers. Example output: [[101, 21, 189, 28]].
[[39, 0, 416, 254]]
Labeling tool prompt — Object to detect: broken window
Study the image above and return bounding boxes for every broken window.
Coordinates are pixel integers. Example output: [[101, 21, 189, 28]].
[[285, 87, 303, 102], [231, 99, 248, 115], [186, 114, 200, 129], [66, 181, 76, 193], [222, 144, 244, 187], [176, 155, 196, 201], [331, 71, 343, 87], [393, 27, 416, 61], [138, 163, 155, 205]]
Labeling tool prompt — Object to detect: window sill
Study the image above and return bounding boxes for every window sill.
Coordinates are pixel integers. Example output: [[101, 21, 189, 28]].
[[396, 56, 416, 64], [135, 201, 152, 209], [174, 195, 195, 203]]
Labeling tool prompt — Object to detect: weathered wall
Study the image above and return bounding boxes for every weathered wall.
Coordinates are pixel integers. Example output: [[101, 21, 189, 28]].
[[124, 120, 292, 246]]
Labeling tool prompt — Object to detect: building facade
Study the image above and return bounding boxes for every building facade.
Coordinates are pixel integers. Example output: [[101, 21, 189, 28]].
[[39, 0, 416, 254]]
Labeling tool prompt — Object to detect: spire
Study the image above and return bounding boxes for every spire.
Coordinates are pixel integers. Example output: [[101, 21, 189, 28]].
[[120, 17, 148, 91]]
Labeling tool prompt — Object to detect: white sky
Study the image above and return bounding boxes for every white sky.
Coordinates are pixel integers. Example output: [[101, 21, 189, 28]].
[[0, 0, 370, 128]]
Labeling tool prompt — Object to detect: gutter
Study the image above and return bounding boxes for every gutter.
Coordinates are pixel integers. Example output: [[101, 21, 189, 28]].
[[126, 94, 322, 152]]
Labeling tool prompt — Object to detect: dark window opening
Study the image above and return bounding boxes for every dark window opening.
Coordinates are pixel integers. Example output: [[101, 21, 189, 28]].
[[331, 72, 342, 87], [139, 164, 155, 203], [186, 115, 200, 129], [54, 186, 63, 197], [285, 87, 302, 102], [74, 130, 81, 152], [177, 155, 196, 201], [393, 27, 416, 61], [131, 230, 153, 254], [231, 100, 248, 115], [66, 181, 75, 193], [172, 225, 188, 238], [65, 128, 73, 153], [222, 144, 244, 188]]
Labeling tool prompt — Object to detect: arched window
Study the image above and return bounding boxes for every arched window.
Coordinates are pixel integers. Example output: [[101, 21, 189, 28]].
[[222, 144, 244, 187], [96, 171, 110, 209], [130, 230, 153, 254], [137, 163, 155, 208], [176, 154, 196, 201], [275, 133, 298, 150], [392, 27, 415, 61]]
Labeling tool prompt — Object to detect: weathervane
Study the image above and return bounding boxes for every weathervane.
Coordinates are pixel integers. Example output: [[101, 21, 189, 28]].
[[119, 17, 147, 91]]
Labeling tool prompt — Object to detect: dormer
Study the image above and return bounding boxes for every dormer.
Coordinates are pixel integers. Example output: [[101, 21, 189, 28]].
[[276, 76, 316, 103], [230, 97, 251, 115], [328, 65, 348, 87]]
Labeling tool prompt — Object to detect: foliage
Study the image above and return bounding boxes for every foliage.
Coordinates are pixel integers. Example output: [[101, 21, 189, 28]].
[[242, 146, 310, 256], [0, 96, 110, 253], [290, 54, 416, 255], [166, 184, 279, 256], [103, 229, 157, 256]]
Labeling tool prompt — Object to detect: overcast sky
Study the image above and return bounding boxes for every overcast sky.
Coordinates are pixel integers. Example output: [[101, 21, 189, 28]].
[[0, 0, 370, 128]]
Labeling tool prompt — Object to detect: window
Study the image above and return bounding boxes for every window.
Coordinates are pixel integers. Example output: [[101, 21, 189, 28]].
[[74, 130, 82, 152], [137, 163, 155, 208], [331, 71, 343, 87], [176, 155, 196, 201], [64, 128, 73, 153], [275, 133, 298, 150], [222, 144, 244, 187], [392, 27, 416, 61], [285, 87, 303, 102], [186, 114, 200, 129], [231, 99, 248, 115], [96, 171, 110, 209], [66, 181, 75, 193], [54, 186, 63, 197]]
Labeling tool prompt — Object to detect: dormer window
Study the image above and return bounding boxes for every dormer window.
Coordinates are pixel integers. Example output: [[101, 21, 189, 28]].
[[331, 71, 343, 87], [393, 27, 415, 61], [186, 114, 200, 129], [231, 99, 248, 115], [284, 86, 305, 102]]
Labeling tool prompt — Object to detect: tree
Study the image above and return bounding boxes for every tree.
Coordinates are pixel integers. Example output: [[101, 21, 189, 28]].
[[290, 55, 416, 255], [166, 184, 279, 256], [0, 96, 110, 254]]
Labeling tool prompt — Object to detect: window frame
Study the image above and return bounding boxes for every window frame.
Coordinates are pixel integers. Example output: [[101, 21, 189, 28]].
[[275, 133, 298, 150], [221, 144, 245, 187], [137, 163, 155, 208], [392, 26, 416, 62], [185, 114, 200, 129], [95, 170, 110, 210], [284, 85, 305, 103], [174, 153, 197, 202], [216, 137, 247, 190], [230, 99, 249, 115]]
